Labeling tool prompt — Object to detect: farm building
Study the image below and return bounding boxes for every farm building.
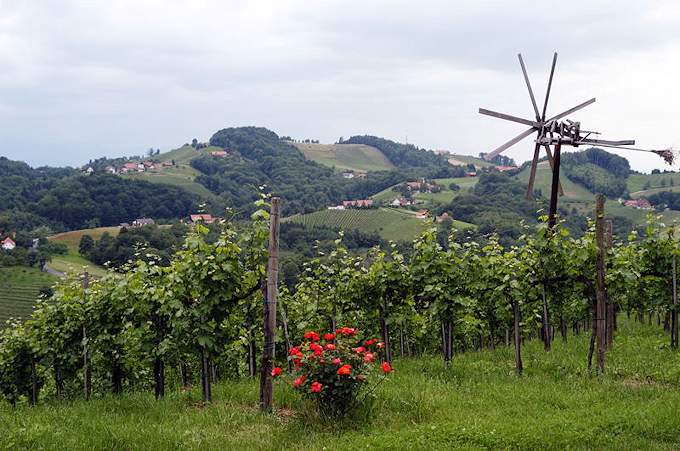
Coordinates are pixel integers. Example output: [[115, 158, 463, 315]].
[[342, 199, 373, 208], [624, 198, 653, 210], [132, 218, 155, 227], [190, 214, 218, 224], [210, 150, 228, 158], [1, 237, 16, 250], [415, 210, 430, 219]]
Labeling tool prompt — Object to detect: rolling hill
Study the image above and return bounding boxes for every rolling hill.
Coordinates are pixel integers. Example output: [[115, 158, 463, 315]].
[[285, 207, 474, 242], [447, 154, 494, 168], [48, 226, 119, 276], [294, 143, 396, 172], [372, 176, 479, 207]]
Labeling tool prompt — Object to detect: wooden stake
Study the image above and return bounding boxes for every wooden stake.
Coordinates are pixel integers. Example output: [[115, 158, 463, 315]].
[[547, 143, 562, 229], [595, 194, 607, 374], [604, 220, 615, 349], [672, 253, 678, 349], [260, 197, 280, 412], [82, 272, 91, 400]]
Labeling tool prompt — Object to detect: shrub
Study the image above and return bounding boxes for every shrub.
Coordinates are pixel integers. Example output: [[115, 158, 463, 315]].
[[273, 327, 392, 418]]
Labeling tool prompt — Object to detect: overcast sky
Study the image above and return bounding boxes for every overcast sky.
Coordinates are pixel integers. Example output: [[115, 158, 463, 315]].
[[1, 0, 679, 172]]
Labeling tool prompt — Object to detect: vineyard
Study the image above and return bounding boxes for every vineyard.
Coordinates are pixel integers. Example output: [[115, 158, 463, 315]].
[[0, 267, 56, 326], [2, 199, 680, 448], [286, 207, 428, 241]]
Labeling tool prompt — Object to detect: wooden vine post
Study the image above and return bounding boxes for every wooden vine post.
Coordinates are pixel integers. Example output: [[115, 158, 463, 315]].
[[260, 197, 280, 412], [82, 271, 92, 400], [604, 220, 615, 349], [672, 253, 678, 349], [595, 194, 607, 373]]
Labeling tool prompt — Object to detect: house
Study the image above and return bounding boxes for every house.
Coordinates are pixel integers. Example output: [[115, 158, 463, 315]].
[[390, 197, 412, 207], [415, 209, 430, 219], [355, 172, 367, 179], [120, 162, 138, 173], [1, 237, 16, 250], [624, 198, 653, 210], [120, 222, 131, 228], [342, 172, 355, 179], [210, 150, 228, 158], [190, 214, 217, 224], [406, 181, 422, 191], [142, 161, 156, 170], [132, 218, 155, 227], [495, 165, 518, 172], [137, 163, 146, 172], [327, 205, 346, 210], [83, 167, 94, 174], [436, 212, 451, 223], [467, 171, 477, 177], [433, 149, 450, 156], [105, 166, 117, 174], [341, 199, 373, 208]]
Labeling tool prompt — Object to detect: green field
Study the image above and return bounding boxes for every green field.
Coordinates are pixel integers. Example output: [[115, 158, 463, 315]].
[[447, 153, 494, 168], [372, 176, 478, 207], [49, 227, 118, 276], [295, 143, 396, 172], [3, 320, 680, 449], [628, 172, 680, 194], [0, 267, 56, 325], [287, 208, 427, 242]]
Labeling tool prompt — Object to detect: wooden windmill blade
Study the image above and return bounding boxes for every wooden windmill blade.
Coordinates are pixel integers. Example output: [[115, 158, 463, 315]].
[[483, 127, 537, 160]]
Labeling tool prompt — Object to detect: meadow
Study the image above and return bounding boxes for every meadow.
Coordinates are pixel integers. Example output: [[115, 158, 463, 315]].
[[295, 143, 396, 173], [2, 319, 679, 450]]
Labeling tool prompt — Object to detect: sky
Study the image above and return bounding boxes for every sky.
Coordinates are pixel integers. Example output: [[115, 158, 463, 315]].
[[1, 0, 679, 172]]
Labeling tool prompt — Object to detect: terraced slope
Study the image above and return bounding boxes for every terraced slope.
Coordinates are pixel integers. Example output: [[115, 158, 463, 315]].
[[0, 267, 56, 326], [294, 143, 396, 172]]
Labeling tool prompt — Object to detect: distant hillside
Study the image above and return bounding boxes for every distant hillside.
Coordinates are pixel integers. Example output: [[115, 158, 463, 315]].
[[0, 267, 56, 326], [294, 143, 396, 172], [447, 154, 494, 168]]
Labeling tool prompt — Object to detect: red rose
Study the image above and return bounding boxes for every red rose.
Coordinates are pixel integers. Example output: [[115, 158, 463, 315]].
[[337, 364, 352, 376], [288, 346, 300, 356], [363, 352, 375, 363], [293, 376, 306, 388], [304, 331, 320, 342], [381, 362, 393, 374], [377, 342, 385, 349], [310, 381, 323, 393], [271, 367, 283, 377], [332, 358, 341, 365], [336, 326, 356, 336], [324, 333, 335, 341], [324, 343, 336, 351], [365, 339, 377, 346], [354, 346, 366, 354], [293, 358, 302, 367]]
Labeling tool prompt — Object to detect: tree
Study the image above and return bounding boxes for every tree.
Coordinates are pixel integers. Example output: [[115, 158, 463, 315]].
[[79, 235, 95, 256]]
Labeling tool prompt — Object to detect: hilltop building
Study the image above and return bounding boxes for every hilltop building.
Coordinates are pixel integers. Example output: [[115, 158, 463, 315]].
[[1, 237, 16, 250]]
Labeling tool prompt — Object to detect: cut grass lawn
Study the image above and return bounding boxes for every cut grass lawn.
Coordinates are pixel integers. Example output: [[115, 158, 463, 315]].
[[295, 143, 396, 173], [3, 319, 680, 449], [0, 266, 56, 325]]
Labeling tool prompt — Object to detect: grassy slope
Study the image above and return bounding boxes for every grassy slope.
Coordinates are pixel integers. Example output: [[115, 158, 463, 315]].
[[286, 208, 427, 242], [514, 162, 675, 224], [3, 320, 680, 449], [120, 145, 220, 199], [447, 153, 494, 168], [49, 227, 119, 277], [294, 143, 396, 172], [371, 177, 478, 204], [628, 172, 680, 193], [0, 267, 56, 325]]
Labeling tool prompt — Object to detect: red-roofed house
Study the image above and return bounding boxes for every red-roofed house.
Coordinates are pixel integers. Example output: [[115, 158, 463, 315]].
[[210, 150, 228, 158], [495, 165, 518, 172], [1, 237, 16, 250], [624, 198, 653, 210], [190, 214, 217, 224]]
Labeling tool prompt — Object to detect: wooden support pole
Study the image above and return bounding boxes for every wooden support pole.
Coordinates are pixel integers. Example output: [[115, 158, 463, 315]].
[[547, 143, 562, 229], [595, 194, 607, 374], [260, 197, 280, 412], [604, 220, 615, 349], [672, 253, 678, 349], [82, 272, 91, 400]]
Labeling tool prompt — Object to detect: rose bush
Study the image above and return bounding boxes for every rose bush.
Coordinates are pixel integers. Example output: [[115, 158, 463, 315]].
[[272, 326, 392, 418]]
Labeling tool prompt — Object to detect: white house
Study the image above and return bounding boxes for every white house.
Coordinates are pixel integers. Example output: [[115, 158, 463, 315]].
[[1, 237, 16, 250]]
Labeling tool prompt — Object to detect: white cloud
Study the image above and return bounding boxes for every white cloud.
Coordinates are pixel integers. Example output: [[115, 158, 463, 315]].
[[0, 0, 678, 172]]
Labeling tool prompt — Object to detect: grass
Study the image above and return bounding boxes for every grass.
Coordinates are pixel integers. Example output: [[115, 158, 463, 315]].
[[371, 177, 478, 206], [0, 267, 56, 325], [447, 153, 494, 168], [3, 319, 680, 449], [49, 227, 121, 254], [627, 172, 680, 194], [286, 208, 428, 242], [295, 143, 396, 172], [48, 227, 118, 277]]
